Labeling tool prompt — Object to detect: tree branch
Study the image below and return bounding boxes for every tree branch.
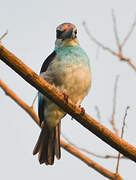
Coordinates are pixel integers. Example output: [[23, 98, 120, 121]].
[[116, 106, 129, 175], [83, 21, 136, 72], [110, 75, 119, 136], [0, 30, 8, 41], [0, 44, 136, 163], [0, 79, 40, 126], [62, 133, 126, 160], [94, 105, 101, 122], [31, 92, 38, 109], [121, 16, 136, 47], [112, 9, 121, 49], [0, 79, 123, 180], [61, 139, 123, 180], [82, 21, 118, 57]]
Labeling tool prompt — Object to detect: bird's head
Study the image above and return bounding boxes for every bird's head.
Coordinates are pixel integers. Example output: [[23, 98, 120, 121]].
[[55, 23, 79, 47]]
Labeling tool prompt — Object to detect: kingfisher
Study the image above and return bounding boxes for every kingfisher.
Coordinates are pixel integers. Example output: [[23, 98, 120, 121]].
[[33, 23, 91, 165]]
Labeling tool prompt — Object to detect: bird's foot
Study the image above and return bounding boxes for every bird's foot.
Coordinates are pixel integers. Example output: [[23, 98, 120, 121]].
[[41, 121, 44, 128], [79, 105, 85, 116], [62, 92, 69, 103]]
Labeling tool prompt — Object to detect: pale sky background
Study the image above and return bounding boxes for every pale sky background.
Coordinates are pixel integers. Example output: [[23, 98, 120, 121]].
[[0, 0, 136, 179]]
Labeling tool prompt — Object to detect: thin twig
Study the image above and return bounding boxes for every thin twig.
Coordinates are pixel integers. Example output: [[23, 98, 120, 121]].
[[95, 105, 101, 122], [0, 79, 40, 126], [116, 106, 130, 175], [121, 16, 136, 47], [62, 133, 126, 160], [82, 21, 118, 56], [121, 106, 129, 138], [112, 9, 121, 49], [110, 75, 120, 136], [31, 92, 38, 109], [83, 20, 136, 72], [127, 58, 136, 71], [61, 139, 124, 180], [0, 30, 8, 41]]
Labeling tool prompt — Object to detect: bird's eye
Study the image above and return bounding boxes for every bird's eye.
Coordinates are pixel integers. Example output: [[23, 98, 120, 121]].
[[56, 30, 64, 39], [75, 30, 77, 34]]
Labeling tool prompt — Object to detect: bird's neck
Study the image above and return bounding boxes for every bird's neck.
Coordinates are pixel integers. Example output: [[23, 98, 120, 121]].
[[55, 38, 80, 48]]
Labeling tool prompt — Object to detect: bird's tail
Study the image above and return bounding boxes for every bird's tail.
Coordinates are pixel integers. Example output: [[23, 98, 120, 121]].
[[33, 122, 61, 165]]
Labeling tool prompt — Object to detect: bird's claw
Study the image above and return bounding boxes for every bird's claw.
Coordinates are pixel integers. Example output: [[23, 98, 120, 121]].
[[79, 105, 85, 116], [63, 93, 69, 103], [41, 121, 44, 128]]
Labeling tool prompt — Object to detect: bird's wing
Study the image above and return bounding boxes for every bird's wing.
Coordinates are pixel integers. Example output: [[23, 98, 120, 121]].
[[38, 51, 56, 125], [40, 51, 56, 73]]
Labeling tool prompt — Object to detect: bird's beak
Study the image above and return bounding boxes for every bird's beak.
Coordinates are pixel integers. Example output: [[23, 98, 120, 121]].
[[57, 27, 73, 40], [61, 28, 73, 40]]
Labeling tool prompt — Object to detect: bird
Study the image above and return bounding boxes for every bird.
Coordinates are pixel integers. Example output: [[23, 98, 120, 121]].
[[33, 23, 91, 165]]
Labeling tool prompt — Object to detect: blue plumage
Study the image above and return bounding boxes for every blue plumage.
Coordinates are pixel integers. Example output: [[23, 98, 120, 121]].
[[38, 93, 41, 106], [55, 46, 90, 66]]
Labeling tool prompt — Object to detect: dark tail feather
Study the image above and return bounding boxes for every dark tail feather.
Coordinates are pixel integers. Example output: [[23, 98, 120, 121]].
[[33, 129, 44, 155], [55, 122, 61, 159], [33, 123, 61, 165], [38, 127, 50, 164]]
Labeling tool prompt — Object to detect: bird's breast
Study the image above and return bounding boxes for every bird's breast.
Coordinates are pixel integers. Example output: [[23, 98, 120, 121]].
[[53, 47, 91, 104]]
